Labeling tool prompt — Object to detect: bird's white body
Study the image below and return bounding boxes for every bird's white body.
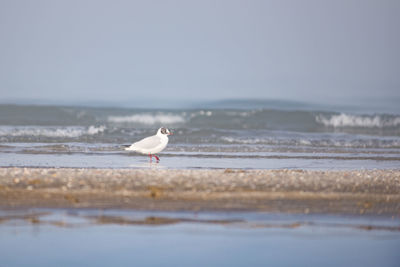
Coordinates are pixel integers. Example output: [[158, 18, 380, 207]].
[[125, 127, 171, 156]]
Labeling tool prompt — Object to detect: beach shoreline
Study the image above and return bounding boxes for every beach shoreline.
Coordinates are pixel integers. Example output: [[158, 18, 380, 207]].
[[1, 167, 399, 216]]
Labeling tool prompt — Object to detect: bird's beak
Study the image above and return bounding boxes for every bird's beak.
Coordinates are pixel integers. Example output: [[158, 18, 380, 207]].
[[168, 131, 173, 135]]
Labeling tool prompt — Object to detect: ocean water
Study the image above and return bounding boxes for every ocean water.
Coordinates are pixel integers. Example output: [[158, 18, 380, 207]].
[[0, 209, 400, 267], [0, 209, 399, 267], [1, 102, 400, 267], [1, 100, 399, 169]]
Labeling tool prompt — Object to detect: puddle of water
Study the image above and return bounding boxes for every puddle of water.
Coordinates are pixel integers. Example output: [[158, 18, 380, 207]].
[[1, 209, 399, 267]]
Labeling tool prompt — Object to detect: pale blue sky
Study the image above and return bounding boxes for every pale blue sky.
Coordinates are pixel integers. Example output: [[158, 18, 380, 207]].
[[0, 0, 399, 106]]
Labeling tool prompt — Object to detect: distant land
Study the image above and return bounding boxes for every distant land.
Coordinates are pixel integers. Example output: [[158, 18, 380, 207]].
[[0, 96, 399, 114]]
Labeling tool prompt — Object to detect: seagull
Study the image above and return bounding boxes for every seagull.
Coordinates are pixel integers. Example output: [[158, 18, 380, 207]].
[[125, 127, 173, 162]]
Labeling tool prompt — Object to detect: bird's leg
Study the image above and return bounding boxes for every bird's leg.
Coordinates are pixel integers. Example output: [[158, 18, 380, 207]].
[[154, 155, 160, 161], [149, 154, 152, 162]]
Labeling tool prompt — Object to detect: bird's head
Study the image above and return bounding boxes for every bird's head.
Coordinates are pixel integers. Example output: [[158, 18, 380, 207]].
[[158, 127, 173, 136]]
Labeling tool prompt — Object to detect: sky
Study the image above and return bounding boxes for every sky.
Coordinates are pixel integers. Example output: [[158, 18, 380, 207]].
[[0, 0, 399, 106]]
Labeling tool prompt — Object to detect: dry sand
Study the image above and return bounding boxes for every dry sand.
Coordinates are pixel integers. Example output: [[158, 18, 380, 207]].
[[0, 167, 399, 215]]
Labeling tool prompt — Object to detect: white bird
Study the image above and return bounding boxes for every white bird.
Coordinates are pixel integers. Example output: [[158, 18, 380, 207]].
[[125, 127, 173, 161]]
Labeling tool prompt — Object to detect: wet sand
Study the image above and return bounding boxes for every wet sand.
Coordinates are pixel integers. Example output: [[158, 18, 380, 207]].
[[1, 167, 399, 215]]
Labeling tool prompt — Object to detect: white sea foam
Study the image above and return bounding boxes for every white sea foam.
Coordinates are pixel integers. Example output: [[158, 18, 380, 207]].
[[189, 110, 213, 118], [220, 136, 400, 148], [0, 126, 106, 138], [108, 114, 185, 125], [220, 136, 273, 145], [316, 113, 400, 128]]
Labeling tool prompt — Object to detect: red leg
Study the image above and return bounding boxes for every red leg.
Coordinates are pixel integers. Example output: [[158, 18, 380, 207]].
[[149, 154, 152, 162], [154, 155, 160, 161]]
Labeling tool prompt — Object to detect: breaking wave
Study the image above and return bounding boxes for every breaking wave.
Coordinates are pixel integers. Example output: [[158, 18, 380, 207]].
[[108, 114, 185, 125], [316, 113, 400, 128], [220, 136, 400, 148], [0, 126, 106, 138]]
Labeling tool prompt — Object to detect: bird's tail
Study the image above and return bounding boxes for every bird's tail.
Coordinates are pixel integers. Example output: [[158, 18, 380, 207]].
[[122, 144, 131, 150]]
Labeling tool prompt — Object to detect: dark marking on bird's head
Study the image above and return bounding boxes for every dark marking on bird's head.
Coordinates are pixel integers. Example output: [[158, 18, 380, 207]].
[[159, 127, 173, 136]]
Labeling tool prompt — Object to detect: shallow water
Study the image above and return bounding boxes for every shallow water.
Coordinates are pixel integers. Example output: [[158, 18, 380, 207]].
[[1, 209, 399, 267], [1, 148, 400, 169]]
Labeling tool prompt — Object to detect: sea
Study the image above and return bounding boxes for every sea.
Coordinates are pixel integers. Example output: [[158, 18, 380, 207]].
[[1, 100, 400, 267], [0, 99, 399, 169], [1, 209, 399, 267]]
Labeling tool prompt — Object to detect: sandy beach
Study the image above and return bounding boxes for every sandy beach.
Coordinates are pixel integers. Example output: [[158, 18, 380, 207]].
[[1, 167, 399, 215]]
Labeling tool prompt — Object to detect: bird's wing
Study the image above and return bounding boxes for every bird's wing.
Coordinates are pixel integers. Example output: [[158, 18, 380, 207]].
[[132, 135, 161, 150]]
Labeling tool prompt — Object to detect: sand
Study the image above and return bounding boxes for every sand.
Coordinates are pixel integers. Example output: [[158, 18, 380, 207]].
[[0, 167, 399, 215]]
